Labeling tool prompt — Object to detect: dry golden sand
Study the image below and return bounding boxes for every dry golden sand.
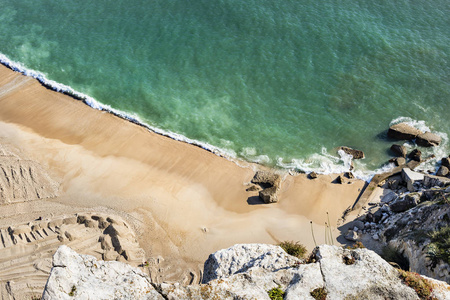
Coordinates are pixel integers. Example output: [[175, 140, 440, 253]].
[[0, 64, 365, 285]]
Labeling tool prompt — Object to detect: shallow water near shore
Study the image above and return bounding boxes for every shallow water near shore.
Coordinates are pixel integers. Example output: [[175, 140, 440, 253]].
[[0, 0, 448, 178]]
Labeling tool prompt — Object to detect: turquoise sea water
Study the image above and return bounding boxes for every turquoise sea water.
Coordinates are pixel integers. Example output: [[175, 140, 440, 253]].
[[0, 0, 448, 178]]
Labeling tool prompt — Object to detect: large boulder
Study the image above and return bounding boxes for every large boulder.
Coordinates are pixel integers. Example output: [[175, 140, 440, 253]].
[[402, 168, 424, 192], [416, 132, 441, 147], [408, 149, 422, 162], [259, 186, 279, 203], [251, 171, 281, 188], [389, 194, 420, 213], [338, 146, 365, 159], [388, 123, 422, 140], [389, 157, 406, 166], [202, 243, 300, 284], [390, 144, 407, 158], [437, 166, 449, 177]]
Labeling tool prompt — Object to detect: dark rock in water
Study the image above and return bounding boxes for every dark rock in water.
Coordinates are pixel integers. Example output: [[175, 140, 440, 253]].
[[408, 149, 422, 162], [308, 172, 318, 179], [441, 157, 450, 169], [344, 172, 354, 179], [338, 146, 365, 159], [437, 166, 449, 177], [389, 157, 406, 166], [259, 186, 278, 203], [389, 194, 420, 213], [390, 144, 407, 157], [251, 171, 281, 188], [416, 132, 441, 147], [387, 123, 422, 140]]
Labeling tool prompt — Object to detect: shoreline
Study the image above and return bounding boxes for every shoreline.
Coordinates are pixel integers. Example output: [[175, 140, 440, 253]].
[[0, 53, 402, 180], [0, 62, 365, 283]]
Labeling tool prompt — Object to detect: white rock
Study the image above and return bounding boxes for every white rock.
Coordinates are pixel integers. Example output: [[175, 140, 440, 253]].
[[42, 245, 163, 300], [202, 243, 300, 283], [43, 244, 450, 300], [402, 168, 424, 192], [315, 245, 418, 299], [372, 233, 379, 241]]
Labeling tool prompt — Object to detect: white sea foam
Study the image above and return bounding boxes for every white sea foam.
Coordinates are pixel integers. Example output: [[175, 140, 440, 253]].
[[0, 52, 237, 161]]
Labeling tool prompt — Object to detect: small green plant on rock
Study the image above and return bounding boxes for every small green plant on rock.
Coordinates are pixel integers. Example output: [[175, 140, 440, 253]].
[[398, 270, 436, 300], [279, 241, 307, 259], [68, 285, 76, 297], [267, 286, 284, 300], [310, 287, 327, 300], [426, 226, 450, 266], [346, 241, 365, 249]]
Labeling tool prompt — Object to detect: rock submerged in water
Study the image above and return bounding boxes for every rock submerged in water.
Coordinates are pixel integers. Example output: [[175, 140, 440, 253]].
[[436, 166, 449, 177], [389, 157, 406, 166], [338, 146, 365, 159], [408, 149, 422, 162], [390, 144, 407, 158], [416, 132, 441, 147], [388, 123, 422, 140]]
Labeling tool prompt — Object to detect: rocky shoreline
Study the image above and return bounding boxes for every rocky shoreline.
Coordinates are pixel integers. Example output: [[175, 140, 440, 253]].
[[339, 122, 450, 284]]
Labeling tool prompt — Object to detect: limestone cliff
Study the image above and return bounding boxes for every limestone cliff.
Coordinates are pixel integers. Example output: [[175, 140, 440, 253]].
[[42, 244, 450, 299]]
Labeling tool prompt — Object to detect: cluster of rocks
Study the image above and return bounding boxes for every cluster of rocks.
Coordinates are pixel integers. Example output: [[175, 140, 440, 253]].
[[346, 167, 450, 282], [42, 244, 450, 299], [247, 170, 282, 203], [388, 123, 441, 147]]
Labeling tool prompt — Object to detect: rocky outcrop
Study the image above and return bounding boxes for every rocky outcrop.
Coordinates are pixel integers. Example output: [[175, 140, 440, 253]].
[[416, 132, 442, 147], [251, 171, 282, 203], [353, 172, 450, 284], [338, 146, 365, 159], [202, 244, 300, 283], [251, 170, 281, 188], [42, 246, 163, 300], [259, 186, 279, 203], [43, 244, 450, 300], [388, 123, 422, 140]]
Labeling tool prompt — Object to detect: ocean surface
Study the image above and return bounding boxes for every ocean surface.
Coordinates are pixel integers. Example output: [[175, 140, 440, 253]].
[[0, 0, 448, 180]]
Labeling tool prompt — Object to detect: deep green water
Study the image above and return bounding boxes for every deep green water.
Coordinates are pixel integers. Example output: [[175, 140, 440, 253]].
[[0, 0, 448, 178]]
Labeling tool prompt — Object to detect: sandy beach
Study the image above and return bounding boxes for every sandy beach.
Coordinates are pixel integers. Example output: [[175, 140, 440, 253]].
[[0, 63, 365, 296]]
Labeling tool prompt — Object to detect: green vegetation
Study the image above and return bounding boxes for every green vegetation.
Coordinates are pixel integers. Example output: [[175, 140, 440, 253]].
[[426, 226, 450, 267], [267, 287, 284, 300], [68, 285, 76, 297], [347, 241, 365, 249], [310, 287, 327, 300], [398, 270, 436, 300], [279, 241, 307, 259]]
